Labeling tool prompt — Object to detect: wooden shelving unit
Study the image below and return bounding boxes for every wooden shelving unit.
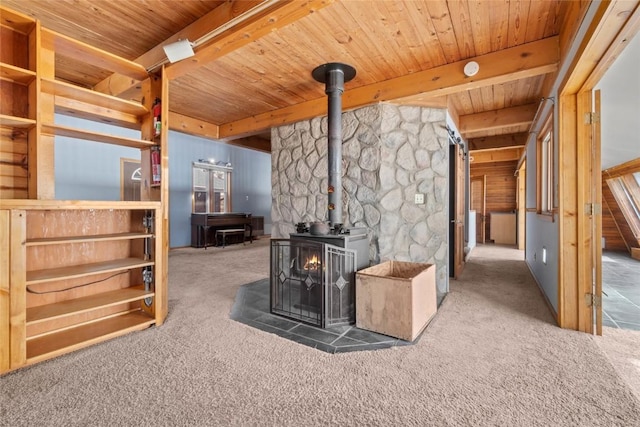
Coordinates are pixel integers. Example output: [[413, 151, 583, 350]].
[[0, 202, 164, 370], [0, 8, 38, 200], [1, 5, 169, 374], [27, 312, 156, 364]]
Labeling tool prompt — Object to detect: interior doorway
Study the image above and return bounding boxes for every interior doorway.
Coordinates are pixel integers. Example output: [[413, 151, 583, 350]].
[[120, 158, 141, 201], [471, 176, 486, 244], [449, 144, 466, 279], [592, 26, 640, 333]]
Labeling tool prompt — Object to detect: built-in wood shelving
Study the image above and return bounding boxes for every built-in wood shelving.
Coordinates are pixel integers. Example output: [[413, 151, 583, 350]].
[[26, 257, 155, 285], [0, 62, 36, 84], [26, 311, 155, 363], [26, 232, 152, 246], [0, 114, 36, 128], [26, 285, 154, 325], [1, 5, 166, 374], [40, 77, 148, 116], [41, 123, 156, 149]]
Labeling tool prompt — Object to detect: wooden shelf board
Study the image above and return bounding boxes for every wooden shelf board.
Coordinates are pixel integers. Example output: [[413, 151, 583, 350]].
[[27, 232, 153, 246], [0, 7, 36, 35], [42, 28, 149, 81], [41, 123, 156, 149], [0, 200, 161, 210], [55, 96, 142, 131], [27, 285, 154, 325], [0, 62, 36, 84], [27, 257, 155, 285], [0, 114, 36, 128], [26, 311, 155, 363], [40, 77, 148, 116]]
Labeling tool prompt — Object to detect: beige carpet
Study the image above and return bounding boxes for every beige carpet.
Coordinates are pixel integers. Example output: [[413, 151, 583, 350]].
[[1, 241, 639, 426]]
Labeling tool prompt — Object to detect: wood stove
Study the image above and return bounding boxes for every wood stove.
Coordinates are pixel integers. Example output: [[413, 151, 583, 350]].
[[270, 62, 363, 328], [270, 238, 357, 328]]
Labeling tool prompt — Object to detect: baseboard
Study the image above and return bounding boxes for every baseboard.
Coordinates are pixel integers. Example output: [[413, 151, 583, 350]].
[[525, 261, 559, 324]]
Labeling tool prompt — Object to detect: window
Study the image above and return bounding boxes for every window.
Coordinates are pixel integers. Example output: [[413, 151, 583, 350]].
[[537, 115, 554, 215], [192, 162, 232, 213]]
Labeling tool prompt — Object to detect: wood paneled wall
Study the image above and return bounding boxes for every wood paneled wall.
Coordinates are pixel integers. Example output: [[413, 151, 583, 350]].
[[470, 160, 518, 242]]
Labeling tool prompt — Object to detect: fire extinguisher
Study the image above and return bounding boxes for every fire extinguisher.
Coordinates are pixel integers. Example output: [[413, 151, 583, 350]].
[[151, 146, 161, 185], [152, 97, 161, 137]]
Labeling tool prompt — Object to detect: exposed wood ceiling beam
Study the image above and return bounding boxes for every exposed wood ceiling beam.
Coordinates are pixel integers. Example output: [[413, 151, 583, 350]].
[[229, 136, 271, 153], [168, 111, 271, 152], [467, 133, 529, 150], [470, 146, 524, 164], [459, 104, 538, 136], [93, 0, 280, 96], [169, 111, 220, 139], [220, 36, 559, 139], [165, 0, 333, 81]]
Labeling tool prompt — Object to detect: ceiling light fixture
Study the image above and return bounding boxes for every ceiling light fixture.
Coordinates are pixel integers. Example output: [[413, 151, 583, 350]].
[[147, 0, 280, 72], [162, 39, 195, 63], [463, 60, 480, 77]]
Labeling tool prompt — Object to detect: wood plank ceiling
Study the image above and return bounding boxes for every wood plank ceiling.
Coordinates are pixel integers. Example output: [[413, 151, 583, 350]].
[[2, 0, 567, 153]]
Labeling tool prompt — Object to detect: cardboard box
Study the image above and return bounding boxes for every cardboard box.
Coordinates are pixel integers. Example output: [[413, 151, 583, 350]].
[[356, 261, 437, 341]]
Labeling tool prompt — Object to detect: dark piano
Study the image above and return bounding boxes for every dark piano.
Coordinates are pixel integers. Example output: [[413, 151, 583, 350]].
[[191, 213, 252, 248]]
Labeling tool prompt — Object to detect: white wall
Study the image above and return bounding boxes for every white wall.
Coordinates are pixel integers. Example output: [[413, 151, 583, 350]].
[[596, 34, 640, 169]]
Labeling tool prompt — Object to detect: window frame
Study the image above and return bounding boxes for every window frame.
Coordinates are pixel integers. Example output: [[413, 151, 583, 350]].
[[536, 114, 555, 217], [192, 161, 233, 214]]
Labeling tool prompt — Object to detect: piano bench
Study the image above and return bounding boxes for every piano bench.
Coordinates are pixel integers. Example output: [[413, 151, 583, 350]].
[[215, 228, 248, 248]]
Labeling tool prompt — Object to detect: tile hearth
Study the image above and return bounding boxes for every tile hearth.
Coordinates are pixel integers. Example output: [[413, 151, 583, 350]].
[[230, 279, 418, 353]]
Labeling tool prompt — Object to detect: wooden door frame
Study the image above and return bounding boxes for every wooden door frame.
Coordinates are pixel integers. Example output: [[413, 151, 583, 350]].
[[556, 0, 638, 334], [471, 175, 487, 244], [517, 161, 526, 251], [454, 144, 465, 278]]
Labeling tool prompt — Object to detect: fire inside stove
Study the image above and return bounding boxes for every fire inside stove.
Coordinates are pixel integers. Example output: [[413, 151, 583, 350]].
[[271, 238, 356, 328], [303, 254, 321, 271]]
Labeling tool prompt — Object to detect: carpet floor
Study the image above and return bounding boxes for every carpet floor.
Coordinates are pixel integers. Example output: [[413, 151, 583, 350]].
[[1, 240, 639, 426]]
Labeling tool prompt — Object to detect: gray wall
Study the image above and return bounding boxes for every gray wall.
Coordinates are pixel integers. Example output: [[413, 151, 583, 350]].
[[524, 103, 560, 313], [54, 115, 272, 248]]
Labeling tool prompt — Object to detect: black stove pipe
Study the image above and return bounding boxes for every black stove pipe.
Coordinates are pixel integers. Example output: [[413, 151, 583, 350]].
[[312, 62, 356, 226]]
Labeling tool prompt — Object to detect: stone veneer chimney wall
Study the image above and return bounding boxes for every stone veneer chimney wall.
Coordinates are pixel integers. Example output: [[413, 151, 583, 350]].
[[271, 103, 449, 296]]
